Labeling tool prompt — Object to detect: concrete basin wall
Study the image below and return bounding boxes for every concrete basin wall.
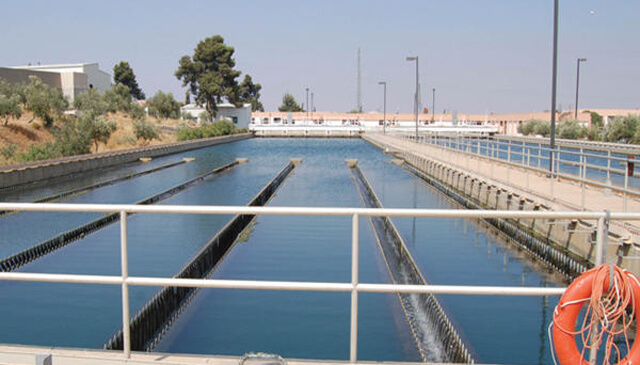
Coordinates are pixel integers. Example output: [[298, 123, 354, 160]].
[[0, 134, 252, 190]]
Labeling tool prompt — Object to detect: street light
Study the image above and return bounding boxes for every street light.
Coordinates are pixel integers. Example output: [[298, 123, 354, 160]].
[[575, 58, 587, 119], [406, 56, 419, 140], [432, 88, 436, 123], [549, 0, 559, 174], [378, 81, 387, 134], [305, 87, 309, 124]]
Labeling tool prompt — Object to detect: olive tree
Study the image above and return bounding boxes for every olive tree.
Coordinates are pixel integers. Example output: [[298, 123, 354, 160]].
[[0, 95, 22, 125]]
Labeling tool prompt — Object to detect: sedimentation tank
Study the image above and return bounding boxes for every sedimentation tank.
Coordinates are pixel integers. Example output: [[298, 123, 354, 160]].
[[0, 138, 566, 364]]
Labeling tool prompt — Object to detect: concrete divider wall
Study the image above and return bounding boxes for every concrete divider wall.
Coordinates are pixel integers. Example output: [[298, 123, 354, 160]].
[[0, 133, 252, 189], [400, 151, 597, 279], [105, 161, 298, 352]]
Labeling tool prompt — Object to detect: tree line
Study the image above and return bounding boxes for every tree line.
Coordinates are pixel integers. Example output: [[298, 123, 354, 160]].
[[517, 112, 640, 144], [0, 75, 165, 163], [0, 34, 266, 165]]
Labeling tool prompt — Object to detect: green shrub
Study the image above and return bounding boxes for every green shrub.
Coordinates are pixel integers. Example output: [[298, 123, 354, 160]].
[[129, 103, 146, 120], [24, 76, 67, 127], [104, 83, 132, 113], [557, 119, 586, 140], [177, 120, 238, 141], [74, 88, 108, 116], [17, 142, 59, 162], [53, 119, 92, 156], [0, 95, 22, 125], [1, 144, 17, 161], [133, 119, 160, 145], [147, 91, 181, 119], [605, 115, 638, 143]]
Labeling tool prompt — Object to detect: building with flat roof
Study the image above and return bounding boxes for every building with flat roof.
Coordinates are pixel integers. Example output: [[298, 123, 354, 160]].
[[0, 62, 111, 103], [252, 109, 639, 135], [181, 103, 252, 129]]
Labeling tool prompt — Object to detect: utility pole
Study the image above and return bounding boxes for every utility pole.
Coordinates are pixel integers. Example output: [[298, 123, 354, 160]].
[[378, 81, 387, 134], [406, 56, 419, 139], [432, 88, 436, 123], [549, 0, 559, 174], [575, 58, 587, 119], [357, 48, 362, 112]]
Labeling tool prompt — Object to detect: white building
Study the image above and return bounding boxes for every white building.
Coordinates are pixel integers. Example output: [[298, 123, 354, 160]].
[[10, 62, 112, 102], [181, 103, 252, 129]]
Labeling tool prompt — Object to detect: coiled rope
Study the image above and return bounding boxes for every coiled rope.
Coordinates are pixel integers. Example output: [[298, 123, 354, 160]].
[[550, 264, 639, 365]]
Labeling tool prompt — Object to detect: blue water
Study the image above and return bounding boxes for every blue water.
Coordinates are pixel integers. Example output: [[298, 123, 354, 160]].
[[0, 143, 244, 259], [155, 140, 420, 361], [0, 138, 566, 364], [0, 140, 285, 347]]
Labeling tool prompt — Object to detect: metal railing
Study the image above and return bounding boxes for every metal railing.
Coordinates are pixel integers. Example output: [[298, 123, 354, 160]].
[[1, 203, 638, 363], [395, 133, 640, 212]]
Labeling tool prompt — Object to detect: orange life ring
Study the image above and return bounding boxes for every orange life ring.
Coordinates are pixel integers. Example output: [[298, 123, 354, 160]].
[[552, 268, 640, 365]]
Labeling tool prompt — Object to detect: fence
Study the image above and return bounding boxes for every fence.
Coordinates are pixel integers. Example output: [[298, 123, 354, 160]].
[[1, 203, 638, 363], [395, 133, 640, 212]]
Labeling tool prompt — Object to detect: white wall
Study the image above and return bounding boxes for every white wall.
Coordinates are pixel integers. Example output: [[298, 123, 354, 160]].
[[217, 104, 251, 129], [181, 103, 252, 129], [82, 63, 112, 93], [13, 63, 112, 94]]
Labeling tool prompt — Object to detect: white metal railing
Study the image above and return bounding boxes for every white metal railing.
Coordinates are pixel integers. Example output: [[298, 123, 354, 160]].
[[395, 133, 640, 212], [2, 203, 639, 363]]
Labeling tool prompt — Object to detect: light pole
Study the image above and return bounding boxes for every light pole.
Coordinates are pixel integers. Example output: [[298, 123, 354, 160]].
[[432, 88, 436, 123], [406, 56, 419, 140], [378, 81, 387, 134], [575, 58, 587, 119], [549, 0, 559, 173], [305, 87, 309, 124]]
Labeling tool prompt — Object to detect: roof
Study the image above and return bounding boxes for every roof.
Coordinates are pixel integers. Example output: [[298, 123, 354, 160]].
[[12, 62, 99, 69]]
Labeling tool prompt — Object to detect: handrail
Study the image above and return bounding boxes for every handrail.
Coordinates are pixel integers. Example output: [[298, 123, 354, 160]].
[[1, 203, 638, 363], [1, 202, 636, 219], [394, 133, 640, 212]]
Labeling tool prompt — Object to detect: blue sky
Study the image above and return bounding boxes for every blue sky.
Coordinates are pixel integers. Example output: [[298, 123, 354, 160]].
[[2, 0, 639, 113]]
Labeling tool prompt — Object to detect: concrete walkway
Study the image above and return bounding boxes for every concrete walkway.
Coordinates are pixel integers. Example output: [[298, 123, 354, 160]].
[[0, 344, 445, 365], [365, 133, 640, 245]]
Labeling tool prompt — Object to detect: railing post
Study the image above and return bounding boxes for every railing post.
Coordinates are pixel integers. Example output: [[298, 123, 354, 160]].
[[526, 148, 530, 191], [350, 213, 359, 364], [590, 211, 609, 364], [607, 150, 611, 183], [624, 161, 629, 212], [120, 211, 131, 359], [507, 144, 511, 184], [595, 211, 609, 266], [581, 154, 586, 210]]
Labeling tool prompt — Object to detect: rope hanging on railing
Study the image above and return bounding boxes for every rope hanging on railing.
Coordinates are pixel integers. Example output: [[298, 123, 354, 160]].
[[550, 264, 640, 365]]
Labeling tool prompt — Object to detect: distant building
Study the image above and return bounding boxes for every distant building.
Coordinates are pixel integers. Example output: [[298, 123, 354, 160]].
[[251, 109, 640, 136], [181, 103, 251, 129], [0, 62, 111, 103]]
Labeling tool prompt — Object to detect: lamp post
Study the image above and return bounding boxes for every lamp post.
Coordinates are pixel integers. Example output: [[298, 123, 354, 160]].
[[305, 87, 309, 124], [549, 0, 559, 173], [432, 88, 436, 123], [575, 58, 587, 119], [378, 81, 387, 134], [406, 56, 419, 140]]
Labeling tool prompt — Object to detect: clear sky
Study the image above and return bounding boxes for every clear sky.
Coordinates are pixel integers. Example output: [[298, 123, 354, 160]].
[[2, 0, 639, 114]]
